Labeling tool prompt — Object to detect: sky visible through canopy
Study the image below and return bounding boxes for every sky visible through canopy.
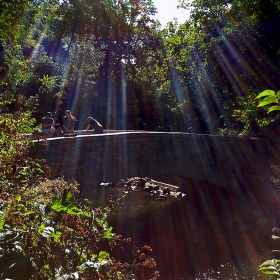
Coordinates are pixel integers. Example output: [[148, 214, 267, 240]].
[[152, 0, 190, 27]]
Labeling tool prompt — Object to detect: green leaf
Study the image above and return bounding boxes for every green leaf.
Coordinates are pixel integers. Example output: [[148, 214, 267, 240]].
[[98, 251, 109, 261], [260, 270, 279, 275], [51, 204, 66, 212], [51, 200, 66, 212], [260, 259, 277, 267], [38, 224, 45, 234], [268, 105, 280, 113], [104, 231, 113, 239], [256, 90, 276, 99], [0, 221, 4, 231], [104, 226, 114, 239], [65, 192, 74, 205], [257, 96, 278, 107], [66, 206, 81, 215], [50, 231, 62, 241], [259, 265, 277, 271]]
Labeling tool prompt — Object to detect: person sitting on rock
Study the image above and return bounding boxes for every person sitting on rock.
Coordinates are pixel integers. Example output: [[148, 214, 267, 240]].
[[41, 112, 55, 137], [85, 117, 103, 134], [62, 110, 77, 135]]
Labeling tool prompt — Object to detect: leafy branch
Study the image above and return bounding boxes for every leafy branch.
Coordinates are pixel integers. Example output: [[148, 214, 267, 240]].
[[259, 259, 280, 278], [256, 90, 280, 113]]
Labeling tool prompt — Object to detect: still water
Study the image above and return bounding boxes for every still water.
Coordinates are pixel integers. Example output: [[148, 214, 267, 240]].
[[83, 176, 277, 279]]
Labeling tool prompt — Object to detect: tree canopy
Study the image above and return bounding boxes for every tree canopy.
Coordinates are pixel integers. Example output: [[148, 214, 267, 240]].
[[1, 0, 280, 133]]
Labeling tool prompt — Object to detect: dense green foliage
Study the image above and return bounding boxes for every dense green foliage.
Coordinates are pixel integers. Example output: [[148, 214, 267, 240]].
[[1, 0, 280, 133]]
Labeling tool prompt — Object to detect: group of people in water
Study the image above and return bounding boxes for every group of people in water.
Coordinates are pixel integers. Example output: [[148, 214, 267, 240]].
[[41, 110, 103, 137]]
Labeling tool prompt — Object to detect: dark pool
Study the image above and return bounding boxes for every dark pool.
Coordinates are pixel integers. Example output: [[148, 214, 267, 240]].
[[82, 176, 277, 279]]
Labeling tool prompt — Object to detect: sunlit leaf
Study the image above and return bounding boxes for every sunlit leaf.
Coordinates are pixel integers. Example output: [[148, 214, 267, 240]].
[[65, 192, 74, 205], [260, 259, 277, 267], [257, 96, 278, 107], [256, 90, 276, 99], [268, 106, 280, 113], [98, 251, 109, 261], [38, 224, 45, 234], [66, 206, 81, 215], [260, 270, 280, 275], [51, 200, 66, 212], [50, 231, 62, 241], [104, 231, 113, 239], [259, 265, 277, 271]]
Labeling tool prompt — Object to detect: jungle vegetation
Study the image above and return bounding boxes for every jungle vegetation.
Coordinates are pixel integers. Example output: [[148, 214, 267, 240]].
[[1, 0, 280, 134], [1, 0, 280, 279]]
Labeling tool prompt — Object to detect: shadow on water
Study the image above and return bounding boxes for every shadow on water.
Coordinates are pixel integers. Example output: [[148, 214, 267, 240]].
[[82, 176, 277, 279]]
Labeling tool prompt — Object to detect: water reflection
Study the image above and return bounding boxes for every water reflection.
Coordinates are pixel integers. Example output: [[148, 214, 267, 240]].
[[83, 177, 275, 279]]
